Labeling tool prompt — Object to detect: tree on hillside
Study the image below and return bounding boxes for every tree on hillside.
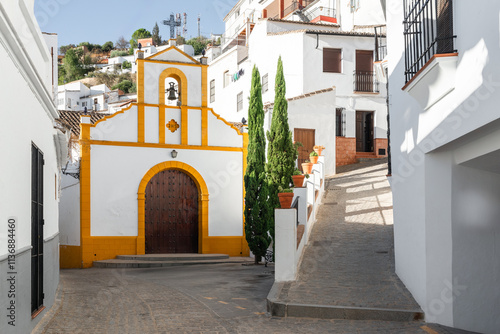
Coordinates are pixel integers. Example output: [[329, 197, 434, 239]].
[[102, 41, 114, 53], [59, 44, 75, 55], [176, 36, 186, 45], [244, 66, 272, 264], [112, 80, 134, 94], [152, 22, 162, 46], [130, 28, 152, 49], [266, 56, 295, 243], [186, 37, 209, 55], [116, 36, 129, 49], [61, 48, 92, 83]]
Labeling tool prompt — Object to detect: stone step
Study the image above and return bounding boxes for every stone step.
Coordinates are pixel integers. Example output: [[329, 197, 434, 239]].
[[116, 254, 229, 261], [93, 256, 252, 268]]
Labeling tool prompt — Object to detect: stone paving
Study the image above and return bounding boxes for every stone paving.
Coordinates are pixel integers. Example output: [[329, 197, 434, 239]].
[[37, 264, 430, 333], [279, 159, 421, 311]]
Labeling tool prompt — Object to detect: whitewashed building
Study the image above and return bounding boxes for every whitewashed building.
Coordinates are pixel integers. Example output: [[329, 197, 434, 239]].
[[59, 41, 250, 268], [387, 0, 500, 332], [57, 82, 125, 112], [0, 1, 66, 333], [207, 0, 389, 175]]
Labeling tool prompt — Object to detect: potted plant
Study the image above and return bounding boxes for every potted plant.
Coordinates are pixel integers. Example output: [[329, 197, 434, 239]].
[[292, 168, 305, 187], [302, 160, 313, 174], [278, 186, 294, 209], [314, 145, 325, 156], [310, 151, 319, 164]]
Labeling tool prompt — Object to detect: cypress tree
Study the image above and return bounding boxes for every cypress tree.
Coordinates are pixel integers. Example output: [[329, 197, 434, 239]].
[[267, 56, 295, 243], [244, 65, 272, 264]]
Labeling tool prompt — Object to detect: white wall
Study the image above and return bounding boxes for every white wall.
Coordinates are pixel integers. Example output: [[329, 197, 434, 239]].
[[59, 174, 80, 246], [0, 1, 61, 332], [387, 0, 500, 332], [288, 90, 337, 175]]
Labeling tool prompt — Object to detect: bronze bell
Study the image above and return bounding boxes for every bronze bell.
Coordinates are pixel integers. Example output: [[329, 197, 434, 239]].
[[167, 82, 177, 101]]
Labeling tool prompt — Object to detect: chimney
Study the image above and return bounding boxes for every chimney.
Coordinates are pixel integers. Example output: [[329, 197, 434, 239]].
[[169, 38, 177, 47], [137, 50, 144, 59]]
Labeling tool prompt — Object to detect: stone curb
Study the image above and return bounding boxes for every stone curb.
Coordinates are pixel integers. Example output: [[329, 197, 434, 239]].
[[266, 281, 424, 322]]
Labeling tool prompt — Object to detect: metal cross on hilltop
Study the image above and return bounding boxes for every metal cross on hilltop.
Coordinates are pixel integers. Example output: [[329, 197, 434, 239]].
[[163, 14, 181, 39]]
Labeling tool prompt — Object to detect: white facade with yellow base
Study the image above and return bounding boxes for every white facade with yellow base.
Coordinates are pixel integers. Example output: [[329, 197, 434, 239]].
[[61, 43, 249, 268]]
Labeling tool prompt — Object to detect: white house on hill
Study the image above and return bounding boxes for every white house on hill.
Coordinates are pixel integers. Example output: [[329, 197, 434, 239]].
[[387, 0, 500, 332], [0, 2, 67, 333], [207, 0, 388, 174]]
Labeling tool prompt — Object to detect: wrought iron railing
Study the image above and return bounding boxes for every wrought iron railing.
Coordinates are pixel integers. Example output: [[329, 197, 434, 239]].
[[403, 0, 456, 83], [374, 26, 387, 62], [353, 71, 379, 93], [305, 6, 336, 21]]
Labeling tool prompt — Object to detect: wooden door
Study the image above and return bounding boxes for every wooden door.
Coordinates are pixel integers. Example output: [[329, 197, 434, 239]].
[[365, 112, 374, 152], [145, 170, 199, 254], [355, 50, 374, 92], [31, 144, 44, 314], [356, 111, 364, 152], [294, 128, 315, 171]]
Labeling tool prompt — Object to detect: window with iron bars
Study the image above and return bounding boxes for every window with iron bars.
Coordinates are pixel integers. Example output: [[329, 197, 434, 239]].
[[403, 0, 456, 83]]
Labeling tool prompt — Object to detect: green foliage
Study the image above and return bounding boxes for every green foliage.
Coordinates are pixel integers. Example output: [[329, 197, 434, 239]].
[[152, 22, 162, 46], [186, 37, 209, 55], [266, 56, 295, 244], [293, 168, 302, 176], [112, 80, 134, 93], [102, 41, 114, 53], [59, 44, 75, 55], [122, 60, 132, 69], [278, 186, 293, 193], [310, 151, 318, 157], [244, 66, 272, 264], [130, 28, 152, 49], [110, 50, 129, 58], [61, 48, 92, 83]]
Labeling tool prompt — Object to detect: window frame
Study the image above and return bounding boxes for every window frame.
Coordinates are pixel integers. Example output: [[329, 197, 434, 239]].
[[262, 73, 269, 93], [237, 92, 243, 112], [210, 79, 215, 103]]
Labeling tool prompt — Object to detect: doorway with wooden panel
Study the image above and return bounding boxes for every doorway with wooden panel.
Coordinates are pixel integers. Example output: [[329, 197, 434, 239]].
[[145, 169, 199, 254], [356, 111, 374, 153], [294, 128, 315, 171]]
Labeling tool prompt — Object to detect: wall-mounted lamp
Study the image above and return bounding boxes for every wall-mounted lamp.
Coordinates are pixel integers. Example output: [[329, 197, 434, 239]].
[[171, 150, 178, 159]]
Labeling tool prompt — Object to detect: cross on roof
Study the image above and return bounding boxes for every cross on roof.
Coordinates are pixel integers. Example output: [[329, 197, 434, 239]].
[[163, 14, 181, 39]]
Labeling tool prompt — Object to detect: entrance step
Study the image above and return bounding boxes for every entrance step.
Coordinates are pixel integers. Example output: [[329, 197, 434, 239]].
[[93, 254, 253, 268]]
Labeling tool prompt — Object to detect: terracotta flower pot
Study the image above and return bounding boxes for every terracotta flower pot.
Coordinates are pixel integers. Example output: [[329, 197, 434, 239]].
[[310, 156, 319, 164], [302, 162, 313, 174], [292, 174, 305, 187], [278, 192, 294, 209], [314, 146, 323, 156]]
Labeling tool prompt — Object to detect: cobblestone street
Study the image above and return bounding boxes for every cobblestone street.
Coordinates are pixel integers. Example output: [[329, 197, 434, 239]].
[[35, 160, 469, 333], [37, 264, 430, 333]]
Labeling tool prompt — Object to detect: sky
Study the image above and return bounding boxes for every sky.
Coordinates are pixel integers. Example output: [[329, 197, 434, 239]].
[[34, 0, 239, 48]]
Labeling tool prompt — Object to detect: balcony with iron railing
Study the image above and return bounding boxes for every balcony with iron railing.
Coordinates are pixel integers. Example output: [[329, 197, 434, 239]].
[[353, 71, 379, 93], [304, 6, 336, 23]]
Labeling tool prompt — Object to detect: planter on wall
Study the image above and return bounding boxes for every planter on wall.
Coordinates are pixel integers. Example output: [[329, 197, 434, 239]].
[[278, 192, 294, 209], [310, 156, 319, 164], [292, 174, 305, 188], [302, 162, 313, 174], [314, 145, 325, 156]]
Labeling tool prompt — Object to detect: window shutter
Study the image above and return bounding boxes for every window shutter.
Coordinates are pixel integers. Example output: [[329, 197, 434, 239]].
[[323, 48, 341, 73]]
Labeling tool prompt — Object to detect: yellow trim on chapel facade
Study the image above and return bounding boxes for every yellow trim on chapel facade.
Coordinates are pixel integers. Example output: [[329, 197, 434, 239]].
[[66, 45, 250, 269]]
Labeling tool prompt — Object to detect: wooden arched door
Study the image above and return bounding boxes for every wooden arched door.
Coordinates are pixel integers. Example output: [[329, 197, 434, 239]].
[[145, 169, 199, 253]]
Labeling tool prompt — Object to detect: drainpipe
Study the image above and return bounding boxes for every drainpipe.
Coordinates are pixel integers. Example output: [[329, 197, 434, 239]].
[[316, 33, 319, 49]]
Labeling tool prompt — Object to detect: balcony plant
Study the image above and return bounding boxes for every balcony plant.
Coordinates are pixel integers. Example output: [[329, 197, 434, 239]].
[[292, 168, 305, 188], [310, 151, 319, 164], [278, 186, 294, 209], [302, 160, 313, 174], [314, 145, 325, 156]]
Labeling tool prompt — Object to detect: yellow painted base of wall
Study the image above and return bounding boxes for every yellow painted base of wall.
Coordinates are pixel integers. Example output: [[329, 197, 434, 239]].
[[60, 245, 82, 269], [77, 236, 249, 268]]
